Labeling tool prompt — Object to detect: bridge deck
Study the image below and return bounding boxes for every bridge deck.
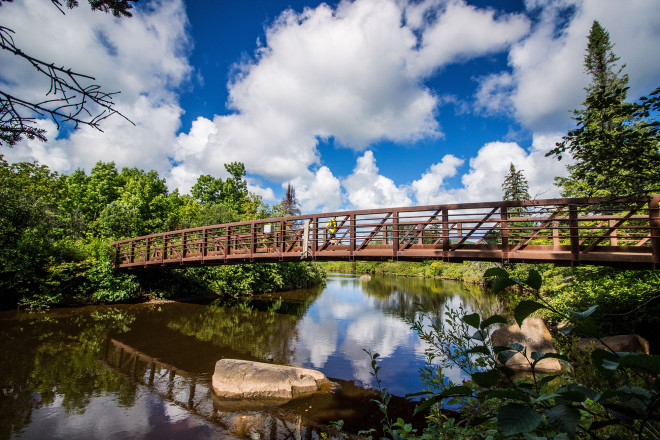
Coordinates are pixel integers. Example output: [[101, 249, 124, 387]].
[[110, 195, 660, 270]]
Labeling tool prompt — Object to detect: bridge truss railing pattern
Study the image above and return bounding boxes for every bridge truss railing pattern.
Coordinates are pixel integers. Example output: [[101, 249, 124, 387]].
[[111, 195, 660, 269]]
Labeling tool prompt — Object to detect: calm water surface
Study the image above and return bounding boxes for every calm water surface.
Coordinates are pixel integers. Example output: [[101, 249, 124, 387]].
[[0, 273, 501, 439]]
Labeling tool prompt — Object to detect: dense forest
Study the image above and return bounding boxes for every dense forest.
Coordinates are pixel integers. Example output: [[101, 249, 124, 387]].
[[0, 156, 324, 309]]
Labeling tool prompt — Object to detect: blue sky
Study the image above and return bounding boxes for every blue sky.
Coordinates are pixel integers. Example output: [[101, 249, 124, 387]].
[[2, 0, 659, 212]]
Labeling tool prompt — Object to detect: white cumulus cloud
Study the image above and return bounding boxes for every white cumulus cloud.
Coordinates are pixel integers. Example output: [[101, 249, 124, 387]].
[[476, 0, 660, 133], [2, 0, 192, 178]]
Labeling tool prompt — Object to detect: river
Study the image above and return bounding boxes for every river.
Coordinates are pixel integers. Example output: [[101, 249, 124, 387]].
[[0, 273, 501, 439]]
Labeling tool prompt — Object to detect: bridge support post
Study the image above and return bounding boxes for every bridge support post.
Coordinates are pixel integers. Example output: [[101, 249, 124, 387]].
[[501, 207, 508, 260], [251, 223, 256, 261], [350, 214, 356, 259], [312, 216, 318, 257], [202, 228, 207, 263], [279, 220, 285, 259], [650, 195, 660, 265], [182, 232, 187, 262], [569, 204, 580, 263], [144, 237, 150, 267], [442, 208, 449, 259], [393, 210, 399, 260]]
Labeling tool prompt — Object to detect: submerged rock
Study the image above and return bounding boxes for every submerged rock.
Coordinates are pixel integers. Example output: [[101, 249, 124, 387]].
[[212, 359, 330, 399]]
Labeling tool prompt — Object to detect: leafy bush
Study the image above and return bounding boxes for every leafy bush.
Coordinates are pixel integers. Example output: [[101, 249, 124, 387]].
[[352, 268, 660, 439]]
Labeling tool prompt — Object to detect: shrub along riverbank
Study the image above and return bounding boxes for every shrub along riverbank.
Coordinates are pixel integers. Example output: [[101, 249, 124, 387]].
[[0, 156, 324, 309], [321, 260, 660, 349]]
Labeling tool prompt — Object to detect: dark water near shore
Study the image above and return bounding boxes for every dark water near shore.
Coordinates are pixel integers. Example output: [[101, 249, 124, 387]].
[[0, 273, 501, 439]]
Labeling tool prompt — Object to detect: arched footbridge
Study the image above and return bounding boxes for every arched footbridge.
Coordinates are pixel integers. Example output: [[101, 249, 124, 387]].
[[111, 195, 660, 270]]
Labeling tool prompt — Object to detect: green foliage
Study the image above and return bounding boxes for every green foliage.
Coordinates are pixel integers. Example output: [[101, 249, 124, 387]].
[[548, 21, 660, 197], [0, 155, 322, 309], [352, 267, 660, 439], [190, 162, 248, 214], [377, 268, 660, 439], [207, 262, 325, 297], [502, 163, 531, 202]]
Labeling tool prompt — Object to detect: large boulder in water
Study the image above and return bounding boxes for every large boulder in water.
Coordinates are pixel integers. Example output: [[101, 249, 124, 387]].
[[212, 359, 330, 399], [491, 317, 562, 373]]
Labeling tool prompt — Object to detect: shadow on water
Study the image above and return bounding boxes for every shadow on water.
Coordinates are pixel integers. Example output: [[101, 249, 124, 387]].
[[0, 273, 501, 439]]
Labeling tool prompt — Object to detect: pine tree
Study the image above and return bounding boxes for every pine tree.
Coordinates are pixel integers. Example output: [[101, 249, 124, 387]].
[[502, 163, 530, 202], [548, 21, 660, 198]]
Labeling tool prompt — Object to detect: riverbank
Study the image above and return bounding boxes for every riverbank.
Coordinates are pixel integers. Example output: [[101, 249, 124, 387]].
[[10, 260, 326, 310], [321, 260, 497, 285]]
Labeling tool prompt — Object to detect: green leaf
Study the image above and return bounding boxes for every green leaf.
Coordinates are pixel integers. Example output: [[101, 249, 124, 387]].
[[561, 384, 598, 401], [591, 348, 619, 372], [618, 354, 660, 374], [537, 374, 560, 388], [557, 390, 587, 403], [498, 350, 518, 365], [514, 300, 548, 327], [498, 403, 542, 435], [413, 386, 473, 415], [479, 388, 531, 402], [509, 343, 525, 352], [480, 314, 508, 329], [492, 277, 516, 293], [546, 404, 581, 436], [462, 312, 481, 329], [471, 369, 499, 388], [525, 269, 542, 290], [568, 305, 598, 319], [467, 345, 491, 356], [405, 391, 431, 398], [531, 351, 545, 362], [484, 267, 509, 278], [532, 353, 568, 369], [470, 329, 487, 341]]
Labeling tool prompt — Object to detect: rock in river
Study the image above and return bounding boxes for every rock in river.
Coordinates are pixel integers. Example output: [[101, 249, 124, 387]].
[[212, 359, 330, 399], [491, 317, 562, 373]]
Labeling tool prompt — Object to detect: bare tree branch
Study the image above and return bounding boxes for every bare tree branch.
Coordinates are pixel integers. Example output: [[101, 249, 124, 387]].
[[0, 0, 137, 147]]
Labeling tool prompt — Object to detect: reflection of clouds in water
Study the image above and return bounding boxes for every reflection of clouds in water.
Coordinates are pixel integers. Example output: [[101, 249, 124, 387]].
[[18, 392, 223, 439], [343, 313, 429, 387], [293, 314, 338, 368], [292, 275, 494, 393], [292, 285, 365, 368], [347, 314, 412, 358]]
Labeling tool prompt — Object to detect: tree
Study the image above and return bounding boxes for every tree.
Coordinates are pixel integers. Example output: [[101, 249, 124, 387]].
[[547, 21, 660, 197], [221, 162, 248, 214], [502, 163, 530, 202], [279, 183, 300, 217], [0, 0, 137, 147], [190, 162, 248, 213]]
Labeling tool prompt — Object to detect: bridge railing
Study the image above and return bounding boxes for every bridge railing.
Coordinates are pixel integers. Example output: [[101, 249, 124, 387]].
[[110, 195, 660, 269]]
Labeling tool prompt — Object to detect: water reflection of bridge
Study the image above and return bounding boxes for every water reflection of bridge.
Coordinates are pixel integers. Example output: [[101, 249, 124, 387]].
[[101, 338, 321, 440], [111, 196, 660, 270]]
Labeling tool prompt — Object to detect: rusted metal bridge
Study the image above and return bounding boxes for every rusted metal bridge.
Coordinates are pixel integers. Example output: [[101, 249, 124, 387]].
[[111, 195, 660, 270]]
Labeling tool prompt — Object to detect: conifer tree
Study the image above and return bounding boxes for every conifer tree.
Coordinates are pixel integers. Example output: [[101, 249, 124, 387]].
[[548, 21, 660, 198], [502, 163, 530, 202]]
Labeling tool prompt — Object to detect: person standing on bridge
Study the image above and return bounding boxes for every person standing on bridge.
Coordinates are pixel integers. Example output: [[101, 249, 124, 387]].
[[326, 216, 337, 245]]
